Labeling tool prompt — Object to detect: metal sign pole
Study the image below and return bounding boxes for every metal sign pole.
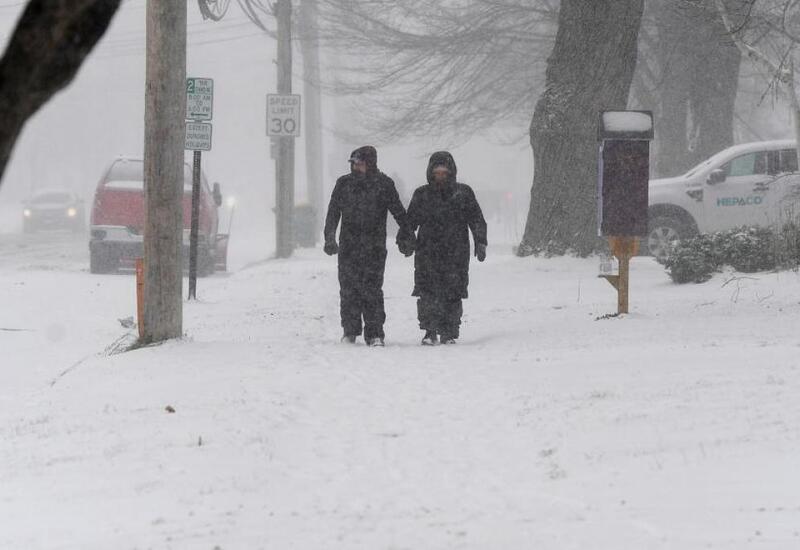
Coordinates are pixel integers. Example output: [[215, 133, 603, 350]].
[[188, 150, 201, 300], [185, 76, 213, 299]]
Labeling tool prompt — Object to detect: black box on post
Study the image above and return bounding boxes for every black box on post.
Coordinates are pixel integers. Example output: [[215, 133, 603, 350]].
[[597, 111, 654, 238]]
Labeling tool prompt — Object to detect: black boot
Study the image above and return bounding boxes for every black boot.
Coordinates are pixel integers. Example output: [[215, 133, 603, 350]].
[[421, 330, 438, 346]]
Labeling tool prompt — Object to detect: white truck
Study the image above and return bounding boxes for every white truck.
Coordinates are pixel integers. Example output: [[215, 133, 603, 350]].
[[647, 140, 800, 259]]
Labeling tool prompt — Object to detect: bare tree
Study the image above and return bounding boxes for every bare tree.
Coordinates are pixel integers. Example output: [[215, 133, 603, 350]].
[[0, 0, 122, 188], [518, 0, 645, 256], [316, 1, 647, 255], [200, 0, 327, 249], [715, 0, 800, 164], [315, 0, 559, 142], [632, 1, 743, 178]]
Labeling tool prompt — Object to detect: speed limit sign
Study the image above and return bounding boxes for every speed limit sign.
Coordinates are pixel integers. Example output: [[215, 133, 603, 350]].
[[266, 94, 301, 137]]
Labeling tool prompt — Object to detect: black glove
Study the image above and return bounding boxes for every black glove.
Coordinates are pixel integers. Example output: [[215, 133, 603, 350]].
[[398, 239, 415, 257], [475, 243, 486, 262], [324, 241, 339, 256]]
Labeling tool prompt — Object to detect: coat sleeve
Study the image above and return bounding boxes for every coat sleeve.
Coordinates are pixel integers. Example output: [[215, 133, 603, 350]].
[[383, 177, 412, 243], [406, 188, 423, 233], [323, 178, 344, 244], [465, 186, 487, 247]]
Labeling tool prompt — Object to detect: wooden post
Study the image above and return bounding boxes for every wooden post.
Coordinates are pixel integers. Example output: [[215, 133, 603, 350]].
[[142, 0, 187, 343], [600, 236, 638, 315], [299, 0, 324, 241], [275, 0, 295, 258], [617, 249, 631, 314]]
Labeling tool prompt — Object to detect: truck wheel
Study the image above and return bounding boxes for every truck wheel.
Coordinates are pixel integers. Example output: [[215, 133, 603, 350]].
[[90, 247, 118, 274], [646, 216, 693, 263]]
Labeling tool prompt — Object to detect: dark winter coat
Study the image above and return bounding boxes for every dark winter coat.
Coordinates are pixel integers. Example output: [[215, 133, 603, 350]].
[[407, 151, 487, 299], [324, 146, 411, 258]]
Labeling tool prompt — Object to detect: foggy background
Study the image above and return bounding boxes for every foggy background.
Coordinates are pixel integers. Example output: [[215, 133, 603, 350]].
[[0, 0, 534, 269]]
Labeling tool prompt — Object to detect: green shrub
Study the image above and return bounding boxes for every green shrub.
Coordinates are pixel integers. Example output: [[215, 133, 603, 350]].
[[663, 234, 722, 284], [775, 221, 800, 269], [721, 226, 776, 273], [664, 224, 794, 283]]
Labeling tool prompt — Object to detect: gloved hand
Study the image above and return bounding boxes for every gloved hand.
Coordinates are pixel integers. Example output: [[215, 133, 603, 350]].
[[324, 240, 339, 256], [398, 238, 415, 257], [475, 243, 486, 262]]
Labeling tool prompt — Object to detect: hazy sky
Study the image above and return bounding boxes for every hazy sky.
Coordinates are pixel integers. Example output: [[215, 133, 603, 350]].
[[0, 0, 533, 248]]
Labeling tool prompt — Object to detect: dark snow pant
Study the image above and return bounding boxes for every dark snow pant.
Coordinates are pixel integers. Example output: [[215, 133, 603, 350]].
[[417, 294, 463, 339], [338, 249, 387, 339]]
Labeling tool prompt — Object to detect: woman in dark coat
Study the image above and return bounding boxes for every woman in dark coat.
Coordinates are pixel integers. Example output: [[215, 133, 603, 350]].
[[407, 151, 487, 345]]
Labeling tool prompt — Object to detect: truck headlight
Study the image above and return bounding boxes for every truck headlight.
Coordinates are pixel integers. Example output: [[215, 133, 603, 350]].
[[226, 196, 237, 208], [23, 209, 32, 218], [67, 207, 77, 218]]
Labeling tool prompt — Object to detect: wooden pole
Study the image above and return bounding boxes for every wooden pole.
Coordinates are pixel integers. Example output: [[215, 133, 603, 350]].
[[601, 236, 638, 315], [275, 0, 295, 258], [618, 251, 630, 314], [142, 0, 187, 343], [299, 0, 324, 241]]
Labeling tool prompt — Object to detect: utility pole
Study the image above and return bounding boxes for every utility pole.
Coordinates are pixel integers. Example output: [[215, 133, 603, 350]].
[[299, 0, 324, 242], [275, 0, 295, 258], [142, 0, 187, 343]]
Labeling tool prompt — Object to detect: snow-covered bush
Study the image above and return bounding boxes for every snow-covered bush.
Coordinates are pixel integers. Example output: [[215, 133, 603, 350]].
[[664, 225, 796, 283], [720, 226, 776, 273], [775, 221, 800, 269], [663, 234, 722, 284]]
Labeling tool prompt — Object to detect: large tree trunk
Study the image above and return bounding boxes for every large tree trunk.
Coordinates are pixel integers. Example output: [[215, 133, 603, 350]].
[[142, 0, 187, 344], [651, 1, 741, 177], [0, 0, 121, 189], [519, 0, 645, 257]]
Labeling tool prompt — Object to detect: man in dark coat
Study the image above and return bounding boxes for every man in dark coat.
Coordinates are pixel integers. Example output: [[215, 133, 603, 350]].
[[324, 146, 414, 346], [407, 151, 487, 345]]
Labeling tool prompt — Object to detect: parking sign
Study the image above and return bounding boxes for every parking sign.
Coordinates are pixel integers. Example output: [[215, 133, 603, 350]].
[[186, 78, 214, 121]]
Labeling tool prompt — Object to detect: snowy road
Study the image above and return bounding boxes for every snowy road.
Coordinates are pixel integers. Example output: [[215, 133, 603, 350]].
[[2, 234, 800, 549]]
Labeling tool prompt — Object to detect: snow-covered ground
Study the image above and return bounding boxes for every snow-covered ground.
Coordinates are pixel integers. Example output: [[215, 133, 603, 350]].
[[2, 232, 800, 549]]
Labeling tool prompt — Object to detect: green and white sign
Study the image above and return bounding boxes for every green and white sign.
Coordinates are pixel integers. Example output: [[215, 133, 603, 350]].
[[186, 78, 214, 121]]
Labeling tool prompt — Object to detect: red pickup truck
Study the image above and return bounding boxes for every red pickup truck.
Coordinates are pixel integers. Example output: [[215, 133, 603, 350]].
[[89, 157, 228, 275]]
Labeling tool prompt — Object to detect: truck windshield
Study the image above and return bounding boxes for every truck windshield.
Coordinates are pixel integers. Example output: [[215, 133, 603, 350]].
[[31, 192, 71, 204], [105, 160, 196, 190], [683, 150, 730, 179]]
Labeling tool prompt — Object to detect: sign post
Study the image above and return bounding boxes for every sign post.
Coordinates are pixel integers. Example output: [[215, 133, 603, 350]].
[[185, 78, 214, 300], [267, 93, 301, 258], [597, 110, 653, 315]]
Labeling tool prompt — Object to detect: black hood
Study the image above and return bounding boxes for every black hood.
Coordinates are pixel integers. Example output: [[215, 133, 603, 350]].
[[348, 148, 359, 173], [426, 151, 457, 185], [352, 145, 379, 175]]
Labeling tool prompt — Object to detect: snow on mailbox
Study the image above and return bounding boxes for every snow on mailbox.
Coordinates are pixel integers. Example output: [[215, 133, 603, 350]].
[[597, 110, 653, 237]]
